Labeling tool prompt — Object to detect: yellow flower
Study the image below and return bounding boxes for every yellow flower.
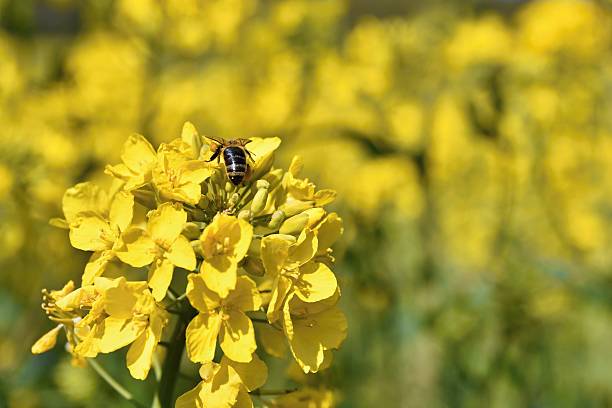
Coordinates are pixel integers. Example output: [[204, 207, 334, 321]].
[[68, 189, 134, 285], [105, 134, 157, 190], [72, 277, 168, 380], [153, 138, 213, 205], [176, 354, 268, 408], [282, 293, 347, 373], [199, 213, 253, 297], [261, 229, 337, 322], [116, 202, 196, 301], [61, 183, 109, 225], [185, 274, 261, 363], [282, 156, 336, 207], [247, 136, 282, 180]]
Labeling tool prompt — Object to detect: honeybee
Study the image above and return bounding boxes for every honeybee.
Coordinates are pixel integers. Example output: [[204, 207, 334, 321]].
[[205, 136, 255, 185]]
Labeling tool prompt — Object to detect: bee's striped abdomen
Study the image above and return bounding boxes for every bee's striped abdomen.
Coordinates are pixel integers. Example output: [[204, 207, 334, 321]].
[[223, 146, 248, 185]]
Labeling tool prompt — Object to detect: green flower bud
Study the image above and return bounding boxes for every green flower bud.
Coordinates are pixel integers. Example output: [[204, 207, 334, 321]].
[[228, 192, 241, 207], [267, 210, 285, 230], [279, 200, 314, 217], [251, 184, 270, 215], [182, 222, 202, 240], [225, 182, 234, 193], [190, 240, 203, 257], [243, 257, 265, 277], [132, 189, 156, 209], [197, 195, 209, 209], [238, 209, 252, 221], [279, 212, 309, 235]]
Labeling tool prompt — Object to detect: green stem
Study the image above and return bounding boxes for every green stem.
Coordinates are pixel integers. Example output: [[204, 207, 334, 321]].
[[88, 359, 146, 408], [157, 303, 198, 408], [251, 388, 297, 396]]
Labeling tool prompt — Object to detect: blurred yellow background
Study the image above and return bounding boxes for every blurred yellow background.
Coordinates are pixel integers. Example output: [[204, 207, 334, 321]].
[[1, 0, 612, 406]]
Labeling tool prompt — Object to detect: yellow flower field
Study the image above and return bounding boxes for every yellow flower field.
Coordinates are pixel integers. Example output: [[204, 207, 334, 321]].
[[1, 0, 611, 407]]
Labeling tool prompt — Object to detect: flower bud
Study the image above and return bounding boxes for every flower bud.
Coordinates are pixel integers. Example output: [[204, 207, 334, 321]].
[[279, 200, 314, 217], [225, 182, 234, 193], [132, 189, 156, 209], [243, 257, 265, 277], [251, 182, 270, 215], [191, 240, 203, 257], [197, 195, 209, 209], [182, 222, 202, 240], [238, 209, 252, 221], [267, 210, 285, 230], [228, 193, 241, 208], [279, 212, 309, 235]]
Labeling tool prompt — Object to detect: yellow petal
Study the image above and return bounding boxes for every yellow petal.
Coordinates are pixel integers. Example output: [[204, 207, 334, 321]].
[[175, 364, 242, 408], [69, 213, 114, 251], [62, 182, 108, 223], [99, 317, 147, 353], [121, 134, 156, 174], [181, 121, 203, 159], [103, 278, 137, 319], [315, 212, 343, 251], [200, 259, 238, 299], [148, 258, 174, 301], [313, 189, 337, 206], [285, 306, 347, 373], [225, 276, 262, 312], [267, 275, 293, 323], [126, 330, 154, 380], [257, 324, 287, 358], [180, 160, 214, 184], [295, 262, 337, 303], [187, 273, 221, 312], [260, 235, 291, 277], [116, 228, 157, 267], [82, 250, 114, 285], [31, 325, 62, 354], [219, 310, 256, 363], [287, 229, 317, 266], [126, 312, 166, 380], [166, 235, 196, 271], [234, 388, 253, 408], [147, 202, 186, 245], [249, 137, 281, 180], [175, 382, 206, 408], [223, 353, 268, 391], [109, 191, 134, 232], [200, 214, 253, 261], [55, 286, 97, 311], [186, 312, 222, 363]]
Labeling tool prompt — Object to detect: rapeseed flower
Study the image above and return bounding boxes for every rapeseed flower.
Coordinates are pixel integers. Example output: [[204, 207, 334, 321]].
[[33, 122, 344, 407]]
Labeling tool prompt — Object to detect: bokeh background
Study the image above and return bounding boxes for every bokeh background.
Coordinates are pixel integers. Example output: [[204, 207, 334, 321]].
[[1, 0, 612, 406]]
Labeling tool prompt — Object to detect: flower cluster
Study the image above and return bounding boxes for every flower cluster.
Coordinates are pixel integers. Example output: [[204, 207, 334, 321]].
[[32, 122, 346, 407]]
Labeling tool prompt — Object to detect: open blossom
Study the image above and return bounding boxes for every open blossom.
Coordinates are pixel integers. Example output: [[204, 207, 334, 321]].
[[199, 213, 253, 297], [33, 122, 345, 407], [66, 186, 134, 285], [186, 275, 261, 363], [261, 229, 338, 322], [116, 202, 196, 300]]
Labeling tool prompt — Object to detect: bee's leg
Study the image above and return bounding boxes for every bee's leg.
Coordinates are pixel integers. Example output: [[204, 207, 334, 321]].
[[243, 164, 253, 184], [245, 148, 256, 162], [206, 146, 222, 162]]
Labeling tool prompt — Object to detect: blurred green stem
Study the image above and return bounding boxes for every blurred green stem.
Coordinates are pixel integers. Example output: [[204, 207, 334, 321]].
[[88, 358, 146, 408], [157, 300, 197, 407]]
